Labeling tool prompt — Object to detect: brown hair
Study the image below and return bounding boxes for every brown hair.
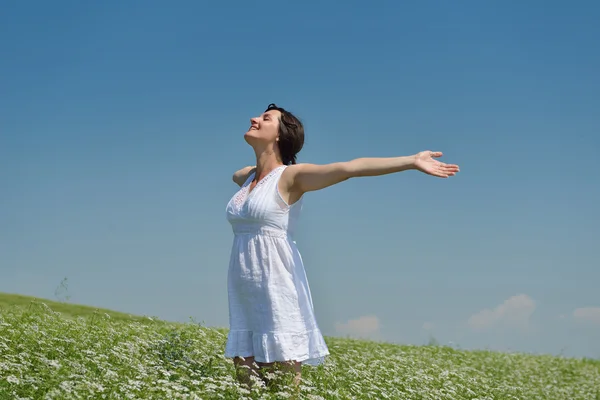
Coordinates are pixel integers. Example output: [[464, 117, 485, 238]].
[[265, 103, 304, 165]]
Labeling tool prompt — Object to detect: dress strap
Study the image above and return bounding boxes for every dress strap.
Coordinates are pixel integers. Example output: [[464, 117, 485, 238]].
[[263, 165, 287, 187]]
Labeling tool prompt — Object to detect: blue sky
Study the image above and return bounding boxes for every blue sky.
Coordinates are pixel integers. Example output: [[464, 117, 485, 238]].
[[1, 1, 599, 359]]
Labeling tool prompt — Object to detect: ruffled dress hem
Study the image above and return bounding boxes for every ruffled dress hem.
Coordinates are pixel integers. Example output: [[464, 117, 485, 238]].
[[224, 328, 330, 366]]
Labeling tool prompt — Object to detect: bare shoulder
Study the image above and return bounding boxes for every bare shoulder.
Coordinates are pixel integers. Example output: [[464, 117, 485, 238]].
[[232, 165, 256, 187], [280, 162, 351, 194], [283, 162, 350, 179], [279, 163, 310, 187]]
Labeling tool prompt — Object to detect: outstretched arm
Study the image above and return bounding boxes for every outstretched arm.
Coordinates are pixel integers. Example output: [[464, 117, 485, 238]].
[[232, 165, 256, 187], [285, 151, 459, 194]]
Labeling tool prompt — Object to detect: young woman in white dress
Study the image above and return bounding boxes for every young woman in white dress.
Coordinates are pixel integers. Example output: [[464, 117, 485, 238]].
[[225, 103, 460, 387]]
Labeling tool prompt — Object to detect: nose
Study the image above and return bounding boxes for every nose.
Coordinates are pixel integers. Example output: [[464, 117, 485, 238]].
[[250, 117, 259, 126]]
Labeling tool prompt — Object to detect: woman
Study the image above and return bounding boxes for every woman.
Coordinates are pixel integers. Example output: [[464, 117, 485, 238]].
[[225, 103, 459, 387]]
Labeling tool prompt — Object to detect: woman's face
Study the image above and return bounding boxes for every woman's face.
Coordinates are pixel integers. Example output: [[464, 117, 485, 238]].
[[244, 109, 281, 145]]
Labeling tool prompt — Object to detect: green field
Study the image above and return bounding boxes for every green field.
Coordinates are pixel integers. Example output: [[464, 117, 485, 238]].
[[1, 293, 599, 399]]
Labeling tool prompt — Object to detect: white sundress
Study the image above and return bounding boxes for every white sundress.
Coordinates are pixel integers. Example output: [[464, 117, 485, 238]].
[[224, 165, 330, 366]]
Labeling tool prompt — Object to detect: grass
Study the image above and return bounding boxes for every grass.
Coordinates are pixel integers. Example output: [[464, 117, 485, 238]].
[[1, 293, 599, 399], [0, 292, 159, 324]]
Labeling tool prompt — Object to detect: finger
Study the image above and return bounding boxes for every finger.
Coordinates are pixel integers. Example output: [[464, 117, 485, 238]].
[[431, 169, 449, 178], [436, 161, 458, 167], [434, 167, 457, 177], [441, 164, 460, 172]]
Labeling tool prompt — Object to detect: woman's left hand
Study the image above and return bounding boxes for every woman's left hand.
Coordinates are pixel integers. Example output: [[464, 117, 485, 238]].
[[414, 151, 460, 178]]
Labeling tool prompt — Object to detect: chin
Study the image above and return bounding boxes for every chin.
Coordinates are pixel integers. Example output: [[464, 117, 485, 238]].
[[244, 131, 259, 145]]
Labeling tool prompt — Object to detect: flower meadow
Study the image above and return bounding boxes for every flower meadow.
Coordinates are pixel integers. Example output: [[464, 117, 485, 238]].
[[1, 299, 599, 400]]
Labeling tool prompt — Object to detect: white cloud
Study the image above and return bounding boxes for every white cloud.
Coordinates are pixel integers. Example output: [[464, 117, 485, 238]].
[[335, 315, 381, 339], [422, 322, 435, 331], [573, 307, 600, 325], [468, 294, 536, 332]]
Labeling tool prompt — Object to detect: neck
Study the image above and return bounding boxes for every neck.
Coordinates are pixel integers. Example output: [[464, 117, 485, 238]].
[[253, 145, 283, 179]]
